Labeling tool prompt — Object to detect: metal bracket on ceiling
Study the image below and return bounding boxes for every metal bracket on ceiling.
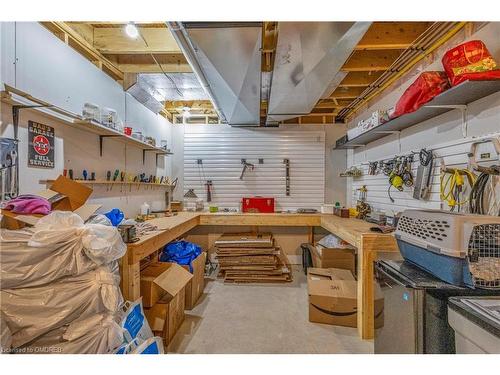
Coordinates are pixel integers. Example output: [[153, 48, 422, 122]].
[[425, 104, 468, 138]]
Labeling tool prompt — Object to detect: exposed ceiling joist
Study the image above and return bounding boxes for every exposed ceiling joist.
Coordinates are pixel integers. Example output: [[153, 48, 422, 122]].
[[93, 27, 182, 54], [105, 53, 191, 73], [330, 86, 367, 99], [341, 50, 404, 72], [40, 22, 124, 81], [355, 22, 432, 50], [338, 71, 384, 87]]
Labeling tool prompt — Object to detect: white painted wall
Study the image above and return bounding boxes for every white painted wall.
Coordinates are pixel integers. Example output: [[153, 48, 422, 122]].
[[1, 22, 173, 217], [345, 22, 500, 215], [172, 123, 347, 208]]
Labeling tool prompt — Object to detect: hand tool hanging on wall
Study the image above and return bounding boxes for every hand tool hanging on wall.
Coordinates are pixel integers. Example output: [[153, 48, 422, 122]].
[[401, 155, 414, 187], [283, 159, 290, 196], [239, 159, 255, 180], [368, 161, 378, 175], [413, 148, 434, 200], [205, 180, 213, 202]]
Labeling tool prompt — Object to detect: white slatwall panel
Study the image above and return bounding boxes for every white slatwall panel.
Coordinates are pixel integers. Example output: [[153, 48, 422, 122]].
[[183, 126, 325, 211], [349, 133, 500, 215]]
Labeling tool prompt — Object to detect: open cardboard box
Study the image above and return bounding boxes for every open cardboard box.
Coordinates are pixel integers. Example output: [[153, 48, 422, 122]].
[[307, 267, 384, 328], [311, 244, 356, 274], [1, 175, 101, 229], [141, 262, 193, 345], [180, 252, 207, 310]]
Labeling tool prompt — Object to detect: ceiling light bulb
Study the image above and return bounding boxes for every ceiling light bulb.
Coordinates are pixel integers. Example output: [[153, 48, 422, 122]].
[[125, 22, 139, 39]]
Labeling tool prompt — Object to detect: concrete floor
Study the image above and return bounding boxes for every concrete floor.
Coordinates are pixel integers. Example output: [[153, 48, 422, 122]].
[[167, 266, 373, 354]]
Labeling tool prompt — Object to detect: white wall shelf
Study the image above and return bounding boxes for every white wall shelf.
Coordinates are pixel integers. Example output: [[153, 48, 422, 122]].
[[2, 86, 173, 165], [335, 80, 500, 149]]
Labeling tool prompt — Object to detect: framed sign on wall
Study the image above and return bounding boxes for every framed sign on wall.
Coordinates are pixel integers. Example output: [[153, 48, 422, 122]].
[[28, 121, 55, 168]]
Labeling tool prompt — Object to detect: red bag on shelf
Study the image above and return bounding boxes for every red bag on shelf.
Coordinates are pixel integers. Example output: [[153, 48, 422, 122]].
[[392, 71, 450, 118], [442, 40, 500, 86]]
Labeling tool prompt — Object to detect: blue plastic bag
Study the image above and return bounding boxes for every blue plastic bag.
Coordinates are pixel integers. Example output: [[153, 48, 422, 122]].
[[159, 240, 202, 272], [104, 208, 124, 227]]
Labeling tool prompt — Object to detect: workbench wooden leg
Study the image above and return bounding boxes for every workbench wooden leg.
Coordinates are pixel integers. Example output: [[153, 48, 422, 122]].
[[120, 258, 141, 302], [357, 242, 377, 340], [308, 226, 314, 244]]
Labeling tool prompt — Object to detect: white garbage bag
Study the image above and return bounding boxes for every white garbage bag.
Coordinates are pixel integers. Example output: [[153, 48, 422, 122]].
[[17, 313, 125, 354], [1, 311, 12, 353], [86, 214, 113, 226], [0, 211, 126, 289], [118, 299, 154, 344], [1, 262, 123, 348]]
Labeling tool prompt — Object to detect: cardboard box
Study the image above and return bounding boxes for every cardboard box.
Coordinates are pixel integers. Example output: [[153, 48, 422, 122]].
[[181, 252, 207, 310], [142, 262, 193, 346], [145, 286, 186, 346], [307, 267, 384, 328], [1, 175, 99, 229], [140, 262, 193, 308], [310, 244, 356, 274]]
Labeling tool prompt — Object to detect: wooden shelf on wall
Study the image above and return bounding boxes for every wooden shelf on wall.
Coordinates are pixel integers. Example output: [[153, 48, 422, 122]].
[[1, 85, 173, 161], [72, 119, 172, 155], [334, 80, 500, 149], [41, 179, 174, 187]]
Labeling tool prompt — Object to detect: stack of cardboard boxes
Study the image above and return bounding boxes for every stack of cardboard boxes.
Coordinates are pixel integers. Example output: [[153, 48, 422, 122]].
[[215, 233, 292, 283], [307, 236, 384, 329]]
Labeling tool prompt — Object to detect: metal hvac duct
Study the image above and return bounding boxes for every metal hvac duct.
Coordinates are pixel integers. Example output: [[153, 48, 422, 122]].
[[167, 22, 262, 126], [266, 22, 371, 123], [125, 74, 165, 114]]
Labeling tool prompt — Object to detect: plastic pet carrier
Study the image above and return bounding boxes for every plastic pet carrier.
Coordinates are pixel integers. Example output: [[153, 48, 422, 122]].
[[395, 210, 500, 289]]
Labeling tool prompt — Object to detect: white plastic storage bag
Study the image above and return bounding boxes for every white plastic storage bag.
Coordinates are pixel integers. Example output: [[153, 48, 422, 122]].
[[18, 313, 125, 354], [119, 300, 154, 344], [115, 337, 164, 354], [1, 262, 123, 348], [0, 211, 126, 289], [131, 337, 164, 354], [1, 311, 12, 353]]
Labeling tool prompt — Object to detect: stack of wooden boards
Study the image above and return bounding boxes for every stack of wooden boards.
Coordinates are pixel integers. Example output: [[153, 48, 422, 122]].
[[215, 233, 292, 283]]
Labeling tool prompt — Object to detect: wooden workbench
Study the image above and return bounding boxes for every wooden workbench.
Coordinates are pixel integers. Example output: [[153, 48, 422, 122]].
[[121, 212, 398, 340], [320, 215, 398, 339]]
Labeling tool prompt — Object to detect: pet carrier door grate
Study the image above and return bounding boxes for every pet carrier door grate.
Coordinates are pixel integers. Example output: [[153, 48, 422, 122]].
[[467, 224, 500, 289]]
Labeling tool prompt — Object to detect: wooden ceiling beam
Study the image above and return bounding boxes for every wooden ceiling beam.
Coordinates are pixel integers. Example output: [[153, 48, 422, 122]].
[[93, 27, 181, 55], [341, 50, 403, 72], [105, 53, 192, 73], [40, 22, 124, 81], [330, 86, 367, 99], [355, 22, 433, 50], [338, 71, 384, 87]]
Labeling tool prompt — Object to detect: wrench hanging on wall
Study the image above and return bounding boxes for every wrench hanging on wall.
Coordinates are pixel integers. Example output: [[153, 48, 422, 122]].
[[283, 158, 290, 196]]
